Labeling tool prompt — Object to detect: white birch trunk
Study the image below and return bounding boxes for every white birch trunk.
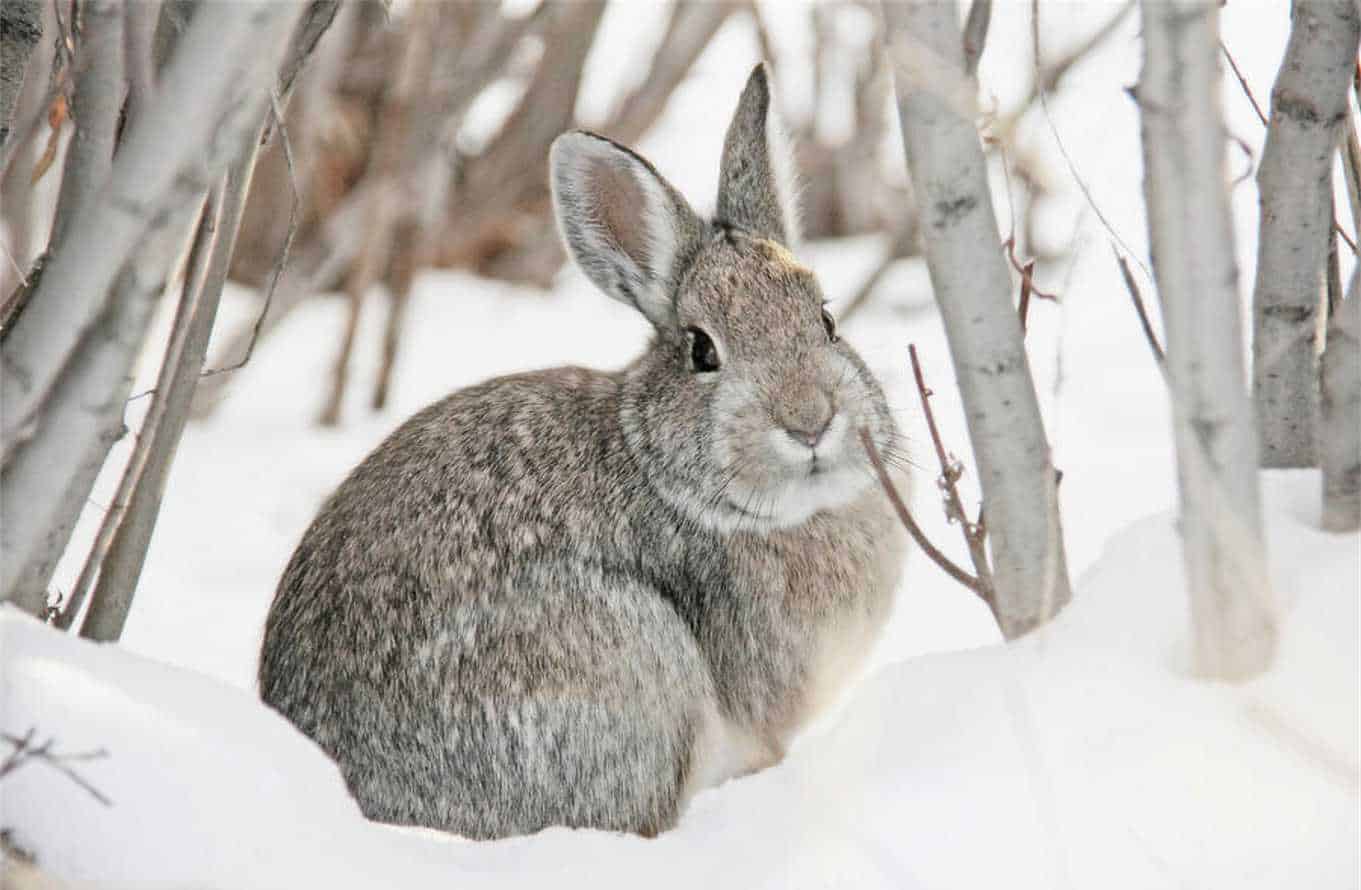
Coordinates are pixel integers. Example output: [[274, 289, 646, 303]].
[[1320, 266, 1360, 532], [1251, 0, 1360, 468], [882, 0, 1072, 638], [0, 2, 304, 456], [1137, 0, 1277, 680], [48, 0, 124, 249]]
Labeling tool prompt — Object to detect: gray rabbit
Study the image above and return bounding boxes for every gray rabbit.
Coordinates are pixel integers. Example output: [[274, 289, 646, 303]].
[[259, 65, 908, 839]]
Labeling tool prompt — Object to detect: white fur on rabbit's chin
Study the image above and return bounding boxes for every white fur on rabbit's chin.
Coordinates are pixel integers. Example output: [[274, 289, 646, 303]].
[[717, 456, 874, 533]]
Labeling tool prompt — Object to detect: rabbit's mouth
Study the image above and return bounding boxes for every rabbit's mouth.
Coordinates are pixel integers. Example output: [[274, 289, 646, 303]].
[[718, 451, 873, 530]]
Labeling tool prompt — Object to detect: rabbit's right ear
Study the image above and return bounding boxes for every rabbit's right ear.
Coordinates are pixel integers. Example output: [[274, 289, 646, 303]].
[[551, 132, 702, 328]]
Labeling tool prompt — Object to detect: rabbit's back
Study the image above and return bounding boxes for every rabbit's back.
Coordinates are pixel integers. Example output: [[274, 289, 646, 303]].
[[259, 368, 719, 837]]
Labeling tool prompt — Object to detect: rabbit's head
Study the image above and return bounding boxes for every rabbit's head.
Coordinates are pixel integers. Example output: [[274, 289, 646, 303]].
[[550, 65, 896, 532]]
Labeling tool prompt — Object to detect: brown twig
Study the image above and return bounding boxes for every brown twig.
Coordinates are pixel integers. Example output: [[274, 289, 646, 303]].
[[1114, 248, 1167, 366], [907, 344, 997, 602], [1219, 41, 1268, 127], [1017, 259, 1035, 332], [858, 428, 987, 598]]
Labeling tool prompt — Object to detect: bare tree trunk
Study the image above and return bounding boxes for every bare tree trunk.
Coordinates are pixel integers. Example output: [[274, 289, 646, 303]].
[[0, 2, 304, 457], [1321, 265, 1360, 532], [1251, 0, 1360, 468], [882, 0, 1071, 639], [1137, 0, 1276, 680]]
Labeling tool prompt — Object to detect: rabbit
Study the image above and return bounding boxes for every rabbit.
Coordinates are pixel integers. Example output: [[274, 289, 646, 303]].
[[258, 64, 908, 840]]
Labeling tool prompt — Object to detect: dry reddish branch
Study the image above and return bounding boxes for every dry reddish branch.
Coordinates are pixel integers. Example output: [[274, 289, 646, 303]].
[[1017, 259, 1034, 332], [1115, 250, 1166, 364], [858, 427, 986, 597], [907, 344, 997, 603]]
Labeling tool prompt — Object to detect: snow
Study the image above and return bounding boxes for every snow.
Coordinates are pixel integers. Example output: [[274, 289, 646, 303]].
[[5, 2, 1359, 886], [3, 477, 1356, 888]]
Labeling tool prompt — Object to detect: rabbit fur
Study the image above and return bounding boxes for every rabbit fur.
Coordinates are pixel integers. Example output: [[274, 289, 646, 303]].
[[258, 64, 908, 840]]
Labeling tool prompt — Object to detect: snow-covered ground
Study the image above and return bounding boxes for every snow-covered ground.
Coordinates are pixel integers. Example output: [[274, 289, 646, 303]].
[[3, 2, 1358, 887], [4, 476, 1356, 888]]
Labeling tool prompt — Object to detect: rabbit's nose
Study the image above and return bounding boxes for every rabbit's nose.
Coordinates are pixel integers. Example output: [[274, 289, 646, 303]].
[[781, 393, 836, 448]]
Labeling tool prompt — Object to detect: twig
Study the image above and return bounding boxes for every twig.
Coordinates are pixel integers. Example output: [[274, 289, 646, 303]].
[[1017, 259, 1035, 332], [907, 344, 997, 600], [1114, 247, 1166, 366], [1, 729, 111, 807], [1219, 41, 1268, 127], [1031, 0, 1149, 278], [858, 428, 987, 598], [197, 94, 299, 382], [1004, 235, 1057, 301]]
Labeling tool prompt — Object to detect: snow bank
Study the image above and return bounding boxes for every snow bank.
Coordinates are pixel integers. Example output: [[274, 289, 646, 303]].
[[4, 475, 1355, 888]]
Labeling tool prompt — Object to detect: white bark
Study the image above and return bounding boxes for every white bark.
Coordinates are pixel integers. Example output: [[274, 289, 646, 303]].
[[49, 0, 125, 249], [0, 1, 304, 456], [882, 0, 1071, 639], [1321, 266, 1360, 532], [1251, 0, 1360, 468], [1137, 0, 1276, 680]]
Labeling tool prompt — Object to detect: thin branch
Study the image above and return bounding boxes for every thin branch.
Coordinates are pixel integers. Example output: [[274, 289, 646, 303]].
[[1219, 41, 1268, 126], [907, 344, 997, 597], [858, 427, 987, 599], [1030, 0, 1149, 278], [1017, 259, 1034, 332], [197, 95, 299, 382], [1114, 248, 1166, 365]]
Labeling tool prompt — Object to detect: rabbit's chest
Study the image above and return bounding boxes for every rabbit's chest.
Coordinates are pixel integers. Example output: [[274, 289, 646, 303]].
[[711, 489, 905, 743]]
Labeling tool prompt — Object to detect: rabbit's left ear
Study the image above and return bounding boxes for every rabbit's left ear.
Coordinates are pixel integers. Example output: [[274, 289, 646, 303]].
[[716, 64, 801, 246], [551, 131, 702, 328]]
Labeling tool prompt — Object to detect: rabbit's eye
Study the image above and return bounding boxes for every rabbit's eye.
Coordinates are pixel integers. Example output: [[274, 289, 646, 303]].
[[821, 307, 839, 343], [687, 327, 721, 373]]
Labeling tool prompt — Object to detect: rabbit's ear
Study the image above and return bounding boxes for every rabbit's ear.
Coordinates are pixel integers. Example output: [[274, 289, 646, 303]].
[[551, 131, 702, 328], [716, 64, 800, 246]]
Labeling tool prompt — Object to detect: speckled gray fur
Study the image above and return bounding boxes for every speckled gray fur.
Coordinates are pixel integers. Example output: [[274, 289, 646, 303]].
[[259, 65, 908, 839]]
